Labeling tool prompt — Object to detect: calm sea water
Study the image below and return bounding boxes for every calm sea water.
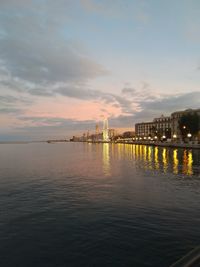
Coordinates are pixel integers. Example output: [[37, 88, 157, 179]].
[[0, 142, 200, 267]]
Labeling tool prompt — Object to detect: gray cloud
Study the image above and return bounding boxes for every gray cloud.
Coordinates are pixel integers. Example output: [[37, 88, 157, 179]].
[[110, 91, 200, 127], [122, 87, 136, 95], [56, 85, 137, 114], [121, 83, 160, 105], [139, 91, 200, 114], [0, 2, 107, 86], [0, 107, 21, 114], [0, 95, 32, 105], [0, 94, 33, 115], [27, 88, 54, 97]]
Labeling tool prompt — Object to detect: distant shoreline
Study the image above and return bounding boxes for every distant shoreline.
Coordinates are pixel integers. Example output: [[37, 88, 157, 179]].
[[0, 141, 44, 144], [1, 140, 199, 149]]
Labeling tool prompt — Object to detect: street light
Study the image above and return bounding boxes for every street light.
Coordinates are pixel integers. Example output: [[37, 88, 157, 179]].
[[187, 133, 192, 138], [173, 134, 177, 139]]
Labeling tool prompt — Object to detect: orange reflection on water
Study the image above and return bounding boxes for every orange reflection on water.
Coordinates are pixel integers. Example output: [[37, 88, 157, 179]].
[[117, 143, 124, 160], [162, 148, 167, 173], [101, 144, 195, 177], [139, 145, 143, 161], [154, 147, 159, 170], [148, 146, 153, 169], [182, 150, 193, 176], [135, 145, 139, 161], [132, 145, 136, 161], [124, 144, 133, 160], [173, 149, 179, 174], [188, 151, 193, 175], [102, 143, 110, 176], [143, 146, 147, 163]]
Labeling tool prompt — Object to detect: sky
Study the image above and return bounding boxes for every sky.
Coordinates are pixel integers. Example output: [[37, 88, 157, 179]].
[[0, 0, 200, 141]]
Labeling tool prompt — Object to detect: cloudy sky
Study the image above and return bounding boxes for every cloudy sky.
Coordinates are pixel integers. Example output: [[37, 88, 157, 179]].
[[0, 0, 199, 140]]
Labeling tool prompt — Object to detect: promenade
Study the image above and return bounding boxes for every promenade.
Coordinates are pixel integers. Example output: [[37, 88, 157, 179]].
[[116, 140, 200, 149]]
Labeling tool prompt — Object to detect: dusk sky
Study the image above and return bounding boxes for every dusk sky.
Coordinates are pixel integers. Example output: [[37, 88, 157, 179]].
[[0, 0, 200, 140]]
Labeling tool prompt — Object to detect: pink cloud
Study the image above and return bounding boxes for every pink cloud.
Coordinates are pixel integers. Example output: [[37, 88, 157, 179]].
[[23, 97, 122, 122]]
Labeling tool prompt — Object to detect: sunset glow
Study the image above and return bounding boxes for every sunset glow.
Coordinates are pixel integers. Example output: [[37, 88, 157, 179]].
[[0, 0, 199, 140]]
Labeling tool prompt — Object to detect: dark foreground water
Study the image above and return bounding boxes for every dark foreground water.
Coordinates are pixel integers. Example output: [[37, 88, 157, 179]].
[[0, 143, 200, 267]]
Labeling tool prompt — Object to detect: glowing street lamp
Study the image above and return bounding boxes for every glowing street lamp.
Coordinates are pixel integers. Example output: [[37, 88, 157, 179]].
[[154, 136, 158, 140], [173, 134, 177, 139], [187, 133, 192, 138], [162, 135, 166, 139]]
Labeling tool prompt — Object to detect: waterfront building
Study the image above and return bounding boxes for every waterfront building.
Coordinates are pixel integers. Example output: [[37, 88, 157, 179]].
[[71, 135, 80, 142], [135, 108, 200, 142], [135, 115, 171, 140], [153, 115, 171, 139], [135, 122, 155, 138]]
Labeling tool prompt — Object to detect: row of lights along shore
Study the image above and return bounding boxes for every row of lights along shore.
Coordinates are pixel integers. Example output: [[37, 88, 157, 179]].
[[131, 133, 192, 141]]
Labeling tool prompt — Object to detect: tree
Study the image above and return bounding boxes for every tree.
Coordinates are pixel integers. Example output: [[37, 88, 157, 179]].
[[179, 112, 200, 139]]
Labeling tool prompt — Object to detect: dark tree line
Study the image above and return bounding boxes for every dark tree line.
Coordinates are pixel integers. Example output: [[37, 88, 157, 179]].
[[179, 112, 200, 139]]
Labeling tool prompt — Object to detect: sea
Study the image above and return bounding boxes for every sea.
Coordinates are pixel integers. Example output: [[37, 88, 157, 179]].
[[0, 142, 200, 267]]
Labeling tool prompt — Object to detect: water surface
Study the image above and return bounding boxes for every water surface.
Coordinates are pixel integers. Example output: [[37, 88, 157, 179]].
[[0, 143, 200, 267]]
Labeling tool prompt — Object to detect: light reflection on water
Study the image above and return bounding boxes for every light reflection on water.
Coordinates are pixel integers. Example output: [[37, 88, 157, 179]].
[[154, 146, 159, 170], [0, 143, 200, 267], [173, 149, 179, 174], [102, 143, 199, 177], [102, 143, 110, 176]]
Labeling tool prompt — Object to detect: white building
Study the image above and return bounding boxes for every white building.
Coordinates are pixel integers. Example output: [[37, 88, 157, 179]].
[[103, 118, 109, 141]]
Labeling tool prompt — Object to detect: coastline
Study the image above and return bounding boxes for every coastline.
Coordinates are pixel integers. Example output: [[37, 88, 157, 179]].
[[1, 140, 199, 150]]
